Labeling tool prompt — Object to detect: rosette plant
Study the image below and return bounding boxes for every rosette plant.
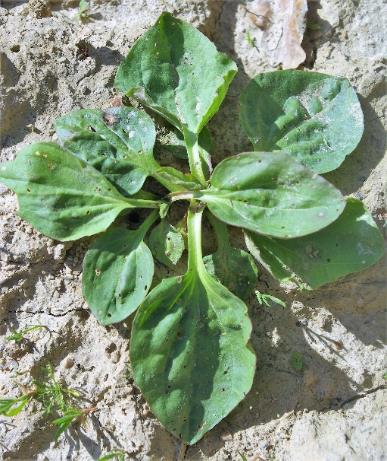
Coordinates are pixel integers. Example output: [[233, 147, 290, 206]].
[[0, 13, 383, 444]]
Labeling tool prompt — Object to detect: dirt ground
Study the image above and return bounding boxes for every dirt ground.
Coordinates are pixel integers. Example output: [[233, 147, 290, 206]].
[[0, 0, 386, 460]]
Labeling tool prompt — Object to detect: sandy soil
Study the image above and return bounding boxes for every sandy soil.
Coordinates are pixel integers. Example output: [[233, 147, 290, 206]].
[[0, 0, 386, 460]]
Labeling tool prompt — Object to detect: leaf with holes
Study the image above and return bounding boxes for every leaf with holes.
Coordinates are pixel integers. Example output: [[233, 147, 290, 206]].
[[198, 152, 345, 238], [0, 143, 159, 241], [115, 12, 237, 183], [245, 198, 384, 289], [148, 220, 185, 267], [56, 107, 157, 196], [83, 212, 158, 325], [240, 70, 364, 173], [130, 210, 255, 444], [203, 215, 258, 300], [56, 107, 197, 194]]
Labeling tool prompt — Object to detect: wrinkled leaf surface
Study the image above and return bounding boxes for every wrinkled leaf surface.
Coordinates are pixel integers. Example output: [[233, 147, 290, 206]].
[[56, 107, 156, 195], [115, 12, 236, 182], [240, 71, 364, 173], [115, 12, 237, 135]]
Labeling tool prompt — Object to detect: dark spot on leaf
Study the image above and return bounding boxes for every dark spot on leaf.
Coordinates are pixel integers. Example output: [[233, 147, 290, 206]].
[[326, 258, 331, 262]]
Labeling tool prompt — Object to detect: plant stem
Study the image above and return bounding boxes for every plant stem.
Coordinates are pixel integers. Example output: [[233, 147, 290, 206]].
[[183, 129, 206, 186], [124, 198, 162, 209], [187, 205, 206, 274], [136, 209, 159, 240], [168, 191, 194, 202]]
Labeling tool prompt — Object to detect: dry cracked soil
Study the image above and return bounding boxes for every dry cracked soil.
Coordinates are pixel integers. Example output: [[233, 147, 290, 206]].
[[0, 0, 386, 460]]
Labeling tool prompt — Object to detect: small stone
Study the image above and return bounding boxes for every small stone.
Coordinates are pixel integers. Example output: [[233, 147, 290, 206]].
[[64, 357, 75, 369]]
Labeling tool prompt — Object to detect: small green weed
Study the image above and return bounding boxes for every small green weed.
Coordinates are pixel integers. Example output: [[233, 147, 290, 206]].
[[256, 290, 286, 308], [289, 352, 304, 372], [99, 451, 126, 461], [245, 31, 256, 48], [0, 394, 33, 416], [0, 364, 95, 439], [77, 0, 92, 22], [6, 325, 49, 343]]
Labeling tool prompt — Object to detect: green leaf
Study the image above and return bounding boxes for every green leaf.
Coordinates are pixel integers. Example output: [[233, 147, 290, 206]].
[[289, 352, 304, 372], [83, 211, 158, 325], [245, 198, 384, 289], [255, 291, 286, 308], [56, 107, 197, 194], [130, 209, 255, 444], [151, 166, 200, 193], [52, 408, 82, 439], [99, 451, 126, 461], [240, 70, 364, 174], [6, 325, 48, 343], [203, 214, 258, 300], [79, 0, 90, 14], [0, 395, 31, 416], [115, 12, 237, 183], [56, 107, 156, 196], [0, 142, 159, 241], [199, 152, 345, 238], [148, 220, 185, 267]]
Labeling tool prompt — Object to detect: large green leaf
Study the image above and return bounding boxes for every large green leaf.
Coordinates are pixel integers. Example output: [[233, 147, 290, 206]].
[[198, 152, 345, 238], [56, 107, 197, 194], [148, 220, 185, 267], [130, 209, 255, 444], [115, 12, 237, 183], [203, 214, 258, 300], [56, 107, 157, 196], [0, 143, 159, 241], [240, 71, 364, 173], [245, 198, 384, 289], [83, 211, 158, 325]]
